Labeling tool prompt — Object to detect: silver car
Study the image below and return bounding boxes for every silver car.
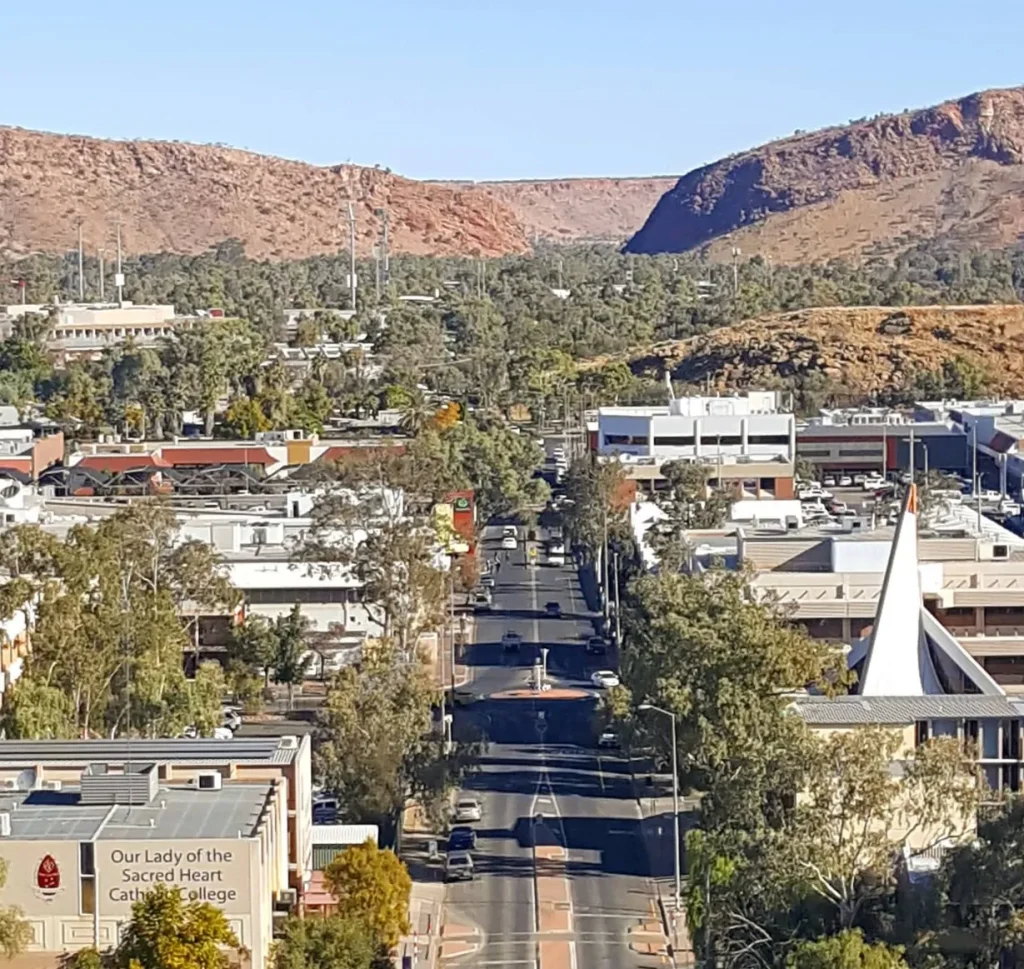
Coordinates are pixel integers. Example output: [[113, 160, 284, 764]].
[[445, 851, 474, 882], [453, 796, 482, 822]]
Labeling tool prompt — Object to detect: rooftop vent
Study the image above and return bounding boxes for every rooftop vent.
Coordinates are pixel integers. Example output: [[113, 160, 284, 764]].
[[80, 762, 158, 806]]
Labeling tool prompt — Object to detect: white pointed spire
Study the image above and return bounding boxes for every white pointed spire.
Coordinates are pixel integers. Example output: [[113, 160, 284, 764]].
[[859, 484, 939, 695]]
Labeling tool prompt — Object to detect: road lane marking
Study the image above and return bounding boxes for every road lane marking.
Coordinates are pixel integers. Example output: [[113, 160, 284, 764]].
[[596, 756, 605, 793]]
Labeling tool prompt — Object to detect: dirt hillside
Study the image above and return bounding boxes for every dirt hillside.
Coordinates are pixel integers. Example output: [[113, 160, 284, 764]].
[[0, 127, 530, 260], [441, 177, 678, 243], [625, 87, 1024, 264], [629, 305, 1024, 397]]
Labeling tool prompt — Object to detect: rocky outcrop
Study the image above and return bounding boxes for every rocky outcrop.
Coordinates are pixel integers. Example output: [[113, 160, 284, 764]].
[[0, 127, 530, 260], [630, 305, 1024, 397], [625, 87, 1024, 262], [441, 177, 678, 243]]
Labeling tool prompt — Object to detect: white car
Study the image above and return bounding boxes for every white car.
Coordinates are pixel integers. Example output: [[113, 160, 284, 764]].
[[547, 542, 566, 567], [590, 670, 620, 689], [221, 708, 242, 732], [852, 474, 867, 485], [798, 487, 833, 501], [453, 796, 482, 823], [822, 476, 837, 488], [862, 475, 886, 491], [1001, 500, 1022, 517], [501, 535, 517, 550], [838, 475, 853, 487], [502, 524, 518, 537]]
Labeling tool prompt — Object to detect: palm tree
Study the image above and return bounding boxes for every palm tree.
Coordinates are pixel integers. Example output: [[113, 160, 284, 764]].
[[398, 388, 434, 436]]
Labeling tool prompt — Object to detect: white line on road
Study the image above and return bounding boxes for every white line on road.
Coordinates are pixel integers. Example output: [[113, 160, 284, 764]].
[[596, 756, 606, 793]]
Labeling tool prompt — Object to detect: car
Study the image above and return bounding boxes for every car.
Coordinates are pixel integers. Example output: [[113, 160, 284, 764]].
[[501, 631, 522, 652], [798, 487, 833, 501], [445, 851, 475, 882], [221, 708, 242, 732], [822, 475, 837, 488], [586, 636, 607, 655], [838, 475, 853, 487], [501, 535, 517, 550], [852, 473, 867, 485], [544, 601, 562, 618], [502, 525, 518, 538], [452, 688, 478, 707], [480, 573, 495, 589], [447, 826, 477, 851], [313, 797, 339, 824], [597, 731, 619, 749], [827, 500, 849, 515], [453, 796, 482, 822], [590, 670, 620, 689], [862, 475, 886, 491], [1001, 499, 1022, 517], [547, 542, 566, 567], [472, 591, 492, 612]]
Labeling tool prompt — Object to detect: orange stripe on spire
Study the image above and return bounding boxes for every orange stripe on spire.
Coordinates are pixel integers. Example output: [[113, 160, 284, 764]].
[[907, 483, 918, 514]]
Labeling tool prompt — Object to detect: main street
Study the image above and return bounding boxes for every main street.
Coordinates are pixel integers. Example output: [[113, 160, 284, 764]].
[[443, 525, 671, 969]]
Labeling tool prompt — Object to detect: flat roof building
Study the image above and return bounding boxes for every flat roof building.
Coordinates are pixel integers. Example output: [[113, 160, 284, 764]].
[[0, 755, 291, 968]]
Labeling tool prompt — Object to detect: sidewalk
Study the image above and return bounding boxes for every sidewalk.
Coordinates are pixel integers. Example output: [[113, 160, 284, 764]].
[[396, 803, 446, 969], [631, 763, 697, 966]]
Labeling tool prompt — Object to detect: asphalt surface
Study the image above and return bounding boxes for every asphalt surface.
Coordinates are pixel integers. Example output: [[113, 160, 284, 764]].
[[443, 526, 666, 969]]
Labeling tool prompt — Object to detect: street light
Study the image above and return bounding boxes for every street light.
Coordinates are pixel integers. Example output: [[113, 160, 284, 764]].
[[540, 647, 549, 689], [638, 702, 681, 910]]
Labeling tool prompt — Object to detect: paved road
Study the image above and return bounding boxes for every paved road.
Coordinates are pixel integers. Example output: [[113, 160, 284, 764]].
[[443, 526, 669, 969]]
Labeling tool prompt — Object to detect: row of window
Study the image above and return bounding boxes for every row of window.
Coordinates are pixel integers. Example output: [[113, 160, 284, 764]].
[[245, 588, 365, 605], [606, 434, 790, 448]]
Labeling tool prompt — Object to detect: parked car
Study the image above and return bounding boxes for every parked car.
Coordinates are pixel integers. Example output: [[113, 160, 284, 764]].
[[472, 591, 493, 612], [447, 826, 477, 851], [221, 708, 242, 732], [445, 851, 474, 882], [501, 631, 522, 652], [453, 796, 482, 822], [586, 636, 607, 655], [480, 573, 495, 589], [862, 475, 886, 491], [501, 535, 517, 550], [502, 525, 518, 538], [590, 670, 620, 689], [1001, 499, 1022, 517], [597, 731, 619, 749], [798, 487, 833, 501], [822, 476, 837, 488], [852, 474, 867, 485], [452, 688, 478, 707], [544, 601, 562, 618], [838, 475, 853, 487], [313, 797, 339, 824]]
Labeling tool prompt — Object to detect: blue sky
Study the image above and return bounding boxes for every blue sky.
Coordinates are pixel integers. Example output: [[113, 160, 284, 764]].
[[3, 0, 1022, 181]]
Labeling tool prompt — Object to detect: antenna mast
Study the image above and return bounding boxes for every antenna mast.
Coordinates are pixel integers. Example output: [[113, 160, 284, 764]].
[[347, 202, 357, 311]]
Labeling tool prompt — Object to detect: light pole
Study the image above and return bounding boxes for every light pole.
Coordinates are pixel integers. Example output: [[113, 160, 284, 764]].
[[540, 647, 549, 689], [639, 702, 681, 910]]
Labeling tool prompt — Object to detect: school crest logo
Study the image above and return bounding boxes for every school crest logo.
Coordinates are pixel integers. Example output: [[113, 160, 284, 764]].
[[34, 854, 62, 901]]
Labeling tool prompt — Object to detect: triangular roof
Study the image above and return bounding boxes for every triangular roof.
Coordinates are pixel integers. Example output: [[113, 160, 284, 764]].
[[853, 483, 1003, 697], [859, 485, 935, 695]]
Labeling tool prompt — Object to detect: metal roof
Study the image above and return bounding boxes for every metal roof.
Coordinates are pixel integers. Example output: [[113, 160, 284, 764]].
[[792, 694, 1021, 725], [0, 738, 301, 767], [0, 782, 271, 841]]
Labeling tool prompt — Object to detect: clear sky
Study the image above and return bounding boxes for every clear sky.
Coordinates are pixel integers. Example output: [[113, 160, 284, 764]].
[[3, 0, 1022, 181]]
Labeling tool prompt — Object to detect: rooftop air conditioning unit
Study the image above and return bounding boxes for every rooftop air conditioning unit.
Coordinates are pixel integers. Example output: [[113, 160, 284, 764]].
[[0, 813, 10, 837], [41, 780, 62, 792], [195, 772, 223, 791], [0, 779, 16, 791], [278, 736, 299, 750]]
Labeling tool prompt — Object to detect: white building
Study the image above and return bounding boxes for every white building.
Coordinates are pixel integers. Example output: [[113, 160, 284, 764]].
[[596, 392, 796, 497]]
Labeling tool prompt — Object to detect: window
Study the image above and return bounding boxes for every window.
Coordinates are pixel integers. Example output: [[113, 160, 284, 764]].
[[653, 436, 695, 447], [603, 434, 630, 446], [80, 842, 96, 915], [708, 435, 741, 446], [797, 448, 830, 457], [839, 447, 882, 456], [915, 720, 930, 746], [748, 434, 790, 445]]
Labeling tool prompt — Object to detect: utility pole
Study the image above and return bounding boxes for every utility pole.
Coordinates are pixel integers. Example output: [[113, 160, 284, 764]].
[[557, 258, 563, 291], [98, 248, 105, 302], [374, 208, 390, 290], [115, 221, 124, 306], [731, 245, 741, 297], [613, 550, 621, 645], [602, 505, 610, 620], [373, 246, 381, 300], [346, 202, 357, 311], [77, 221, 85, 301]]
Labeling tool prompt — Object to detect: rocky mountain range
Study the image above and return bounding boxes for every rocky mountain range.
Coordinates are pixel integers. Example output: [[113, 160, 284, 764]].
[[626, 86, 1024, 264], [0, 127, 531, 261], [438, 177, 677, 244]]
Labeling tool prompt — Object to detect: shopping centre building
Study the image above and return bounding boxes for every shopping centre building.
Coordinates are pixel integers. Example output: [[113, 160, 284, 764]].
[[0, 737, 312, 968]]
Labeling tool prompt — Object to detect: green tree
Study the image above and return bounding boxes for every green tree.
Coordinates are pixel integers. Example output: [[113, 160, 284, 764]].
[[112, 883, 241, 969], [222, 395, 271, 438], [272, 913, 386, 969], [272, 605, 311, 709], [0, 855, 31, 957], [615, 569, 846, 831], [314, 639, 469, 824], [229, 614, 278, 689], [323, 839, 411, 950], [786, 930, 909, 969]]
